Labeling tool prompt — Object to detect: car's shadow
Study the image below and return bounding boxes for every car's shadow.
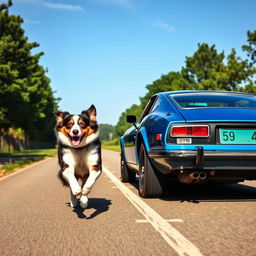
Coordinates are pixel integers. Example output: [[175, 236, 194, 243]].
[[69, 198, 112, 219], [131, 180, 256, 203]]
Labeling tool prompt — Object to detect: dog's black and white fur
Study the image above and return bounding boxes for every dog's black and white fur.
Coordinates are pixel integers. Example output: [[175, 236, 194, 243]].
[[55, 105, 101, 209]]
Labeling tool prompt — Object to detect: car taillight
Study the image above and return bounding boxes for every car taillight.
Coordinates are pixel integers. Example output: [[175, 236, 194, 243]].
[[171, 125, 209, 137]]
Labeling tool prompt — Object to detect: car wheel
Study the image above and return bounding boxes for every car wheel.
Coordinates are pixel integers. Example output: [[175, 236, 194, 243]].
[[121, 153, 136, 183], [138, 144, 164, 198]]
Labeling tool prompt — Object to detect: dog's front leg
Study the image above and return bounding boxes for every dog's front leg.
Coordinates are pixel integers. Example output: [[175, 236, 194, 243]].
[[62, 165, 81, 197], [70, 189, 78, 207], [81, 165, 102, 196], [80, 166, 101, 209]]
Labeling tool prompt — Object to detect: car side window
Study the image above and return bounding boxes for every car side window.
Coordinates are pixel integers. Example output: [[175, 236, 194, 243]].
[[149, 97, 161, 113], [139, 96, 160, 122]]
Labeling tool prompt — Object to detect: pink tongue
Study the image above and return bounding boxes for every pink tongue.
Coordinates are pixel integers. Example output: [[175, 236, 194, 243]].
[[72, 139, 80, 146]]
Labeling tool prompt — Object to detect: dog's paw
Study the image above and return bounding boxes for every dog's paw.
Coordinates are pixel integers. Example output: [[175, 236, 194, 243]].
[[81, 187, 91, 196], [80, 195, 88, 209], [71, 189, 81, 198]]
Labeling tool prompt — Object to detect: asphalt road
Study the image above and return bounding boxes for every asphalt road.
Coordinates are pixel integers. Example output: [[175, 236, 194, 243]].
[[1, 150, 256, 256]]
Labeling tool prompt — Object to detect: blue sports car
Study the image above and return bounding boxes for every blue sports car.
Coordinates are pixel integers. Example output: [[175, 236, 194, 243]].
[[120, 90, 256, 197]]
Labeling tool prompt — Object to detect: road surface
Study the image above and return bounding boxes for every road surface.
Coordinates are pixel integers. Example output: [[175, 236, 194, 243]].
[[0, 150, 256, 255]]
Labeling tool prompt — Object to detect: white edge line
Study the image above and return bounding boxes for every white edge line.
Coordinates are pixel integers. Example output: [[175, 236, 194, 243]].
[[136, 219, 184, 223], [102, 165, 203, 256], [0, 157, 53, 181]]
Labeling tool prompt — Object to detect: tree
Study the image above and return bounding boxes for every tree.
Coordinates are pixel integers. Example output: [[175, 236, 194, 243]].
[[115, 104, 142, 136], [239, 30, 256, 94], [0, 1, 58, 142], [99, 124, 117, 141], [181, 43, 227, 90], [140, 72, 183, 109], [181, 42, 256, 92], [225, 48, 254, 91], [242, 30, 256, 66], [115, 31, 256, 136]]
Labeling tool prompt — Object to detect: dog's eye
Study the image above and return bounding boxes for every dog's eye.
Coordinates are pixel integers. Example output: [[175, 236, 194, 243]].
[[79, 122, 86, 128], [66, 122, 73, 129]]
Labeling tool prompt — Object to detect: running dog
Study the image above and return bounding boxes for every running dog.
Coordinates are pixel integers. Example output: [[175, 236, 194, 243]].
[[55, 105, 101, 209]]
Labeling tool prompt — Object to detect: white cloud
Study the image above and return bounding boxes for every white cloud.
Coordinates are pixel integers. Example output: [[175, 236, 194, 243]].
[[152, 21, 175, 32], [90, 0, 133, 9], [43, 3, 84, 12]]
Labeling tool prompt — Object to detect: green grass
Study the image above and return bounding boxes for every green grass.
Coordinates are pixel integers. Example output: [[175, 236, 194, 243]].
[[102, 144, 121, 152], [0, 148, 57, 176], [101, 139, 121, 152], [0, 148, 57, 158], [1, 157, 44, 172]]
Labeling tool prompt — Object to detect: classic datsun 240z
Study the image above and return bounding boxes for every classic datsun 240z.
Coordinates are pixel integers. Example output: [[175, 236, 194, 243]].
[[120, 91, 256, 197]]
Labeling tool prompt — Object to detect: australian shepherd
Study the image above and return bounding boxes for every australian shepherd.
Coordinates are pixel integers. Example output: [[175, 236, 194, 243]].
[[55, 105, 101, 209]]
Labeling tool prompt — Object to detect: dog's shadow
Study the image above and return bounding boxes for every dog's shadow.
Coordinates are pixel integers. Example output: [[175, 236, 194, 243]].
[[69, 198, 112, 219]]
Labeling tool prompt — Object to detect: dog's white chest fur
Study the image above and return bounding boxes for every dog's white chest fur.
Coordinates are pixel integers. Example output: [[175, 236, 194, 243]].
[[62, 144, 99, 177]]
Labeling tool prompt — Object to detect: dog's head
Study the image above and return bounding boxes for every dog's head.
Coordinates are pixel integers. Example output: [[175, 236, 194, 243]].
[[55, 105, 99, 148]]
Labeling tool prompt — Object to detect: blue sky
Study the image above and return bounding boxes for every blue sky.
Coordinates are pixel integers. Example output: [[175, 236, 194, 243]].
[[10, 0, 256, 125]]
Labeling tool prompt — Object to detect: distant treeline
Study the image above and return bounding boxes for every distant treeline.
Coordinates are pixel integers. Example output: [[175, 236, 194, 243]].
[[115, 31, 256, 136], [99, 124, 117, 141], [0, 1, 58, 145]]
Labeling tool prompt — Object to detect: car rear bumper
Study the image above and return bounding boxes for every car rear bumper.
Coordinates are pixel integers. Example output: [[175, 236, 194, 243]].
[[148, 147, 256, 176], [149, 149, 256, 159]]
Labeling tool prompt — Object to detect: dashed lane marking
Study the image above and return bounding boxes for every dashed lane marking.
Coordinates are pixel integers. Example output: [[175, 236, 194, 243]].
[[102, 165, 203, 256]]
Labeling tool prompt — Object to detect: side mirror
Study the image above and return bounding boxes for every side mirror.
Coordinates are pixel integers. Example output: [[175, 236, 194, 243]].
[[126, 115, 137, 124]]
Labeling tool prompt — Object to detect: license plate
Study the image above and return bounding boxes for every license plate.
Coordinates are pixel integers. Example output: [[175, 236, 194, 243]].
[[220, 129, 256, 144]]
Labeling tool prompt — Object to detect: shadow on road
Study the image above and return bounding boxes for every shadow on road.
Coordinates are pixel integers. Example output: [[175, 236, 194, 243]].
[[130, 179, 256, 203], [162, 182, 256, 203], [72, 198, 112, 219]]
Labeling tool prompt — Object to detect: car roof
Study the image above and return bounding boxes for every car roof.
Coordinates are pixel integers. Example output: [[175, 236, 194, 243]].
[[156, 90, 255, 97]]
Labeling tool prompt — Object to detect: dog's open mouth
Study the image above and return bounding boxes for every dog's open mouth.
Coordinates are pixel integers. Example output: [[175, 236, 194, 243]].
[[68, 134, 85, 147]]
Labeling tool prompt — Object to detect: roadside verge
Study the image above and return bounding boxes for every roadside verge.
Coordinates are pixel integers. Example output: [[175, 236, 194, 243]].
[[0, 148, 57, 178]]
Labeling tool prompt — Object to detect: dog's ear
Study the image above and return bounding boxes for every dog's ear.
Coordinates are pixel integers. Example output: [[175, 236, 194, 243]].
[[87, 105, 97, 122], [54, 111, 70, 125], [81, 105, 97, 128]]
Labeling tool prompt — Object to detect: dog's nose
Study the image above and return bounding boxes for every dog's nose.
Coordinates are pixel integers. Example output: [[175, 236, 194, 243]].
[[73, 129, 79, 136]]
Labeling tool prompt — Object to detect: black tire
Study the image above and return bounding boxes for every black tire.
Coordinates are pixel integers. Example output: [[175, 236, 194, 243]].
[[121, 153, 136, 183], [138, 144, 164, 198]]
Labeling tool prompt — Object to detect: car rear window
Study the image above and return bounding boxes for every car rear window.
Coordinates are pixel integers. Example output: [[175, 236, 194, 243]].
[[171, 93, 256, 109]]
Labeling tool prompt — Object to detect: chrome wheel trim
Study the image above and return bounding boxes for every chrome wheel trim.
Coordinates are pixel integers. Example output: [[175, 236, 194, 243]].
[[139, 166, 145, 194]]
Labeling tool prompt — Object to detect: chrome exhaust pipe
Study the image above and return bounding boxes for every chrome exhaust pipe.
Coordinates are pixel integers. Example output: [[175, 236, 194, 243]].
[[199, 172, 207, 180], [190, 172, 200, 180]]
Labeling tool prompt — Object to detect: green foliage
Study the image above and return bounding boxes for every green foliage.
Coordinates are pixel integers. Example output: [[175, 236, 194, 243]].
[[0, 1, 58, 142], [99, 123, 117, 141], [181, 43, 226, 90], [140, 72, 183, 109], [115, 30, 256, 137], [242, 30, 256, 66], [115, 104, 143, 136]]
